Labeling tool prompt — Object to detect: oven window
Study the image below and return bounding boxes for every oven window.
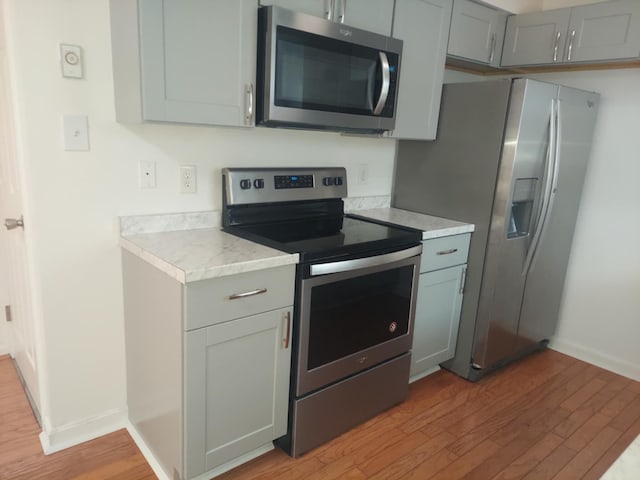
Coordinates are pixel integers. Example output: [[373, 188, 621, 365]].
[[275, 27, 394, 117], [307, 265, 414, 370]]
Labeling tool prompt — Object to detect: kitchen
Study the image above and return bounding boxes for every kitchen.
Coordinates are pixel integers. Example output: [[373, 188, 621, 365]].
[[0, 0, 639, 479]]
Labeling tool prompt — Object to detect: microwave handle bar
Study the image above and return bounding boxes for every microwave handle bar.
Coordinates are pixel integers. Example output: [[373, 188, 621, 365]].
[[373, 52, 390, 115]]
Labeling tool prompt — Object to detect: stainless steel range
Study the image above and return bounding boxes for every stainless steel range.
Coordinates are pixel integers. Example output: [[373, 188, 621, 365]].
[[222, 167, 422, 456]]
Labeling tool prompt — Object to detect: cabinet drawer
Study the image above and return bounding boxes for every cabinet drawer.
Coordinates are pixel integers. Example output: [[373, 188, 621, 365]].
[[185, 265, 295, 331], [420, 234, 470, 273]]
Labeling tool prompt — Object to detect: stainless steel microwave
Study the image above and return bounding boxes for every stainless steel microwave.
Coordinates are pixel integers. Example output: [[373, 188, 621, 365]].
[[257, 6, 403, 133]]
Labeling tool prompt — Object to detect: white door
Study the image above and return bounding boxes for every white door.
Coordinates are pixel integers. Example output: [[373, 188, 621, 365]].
[[0, 2, 40, 412]]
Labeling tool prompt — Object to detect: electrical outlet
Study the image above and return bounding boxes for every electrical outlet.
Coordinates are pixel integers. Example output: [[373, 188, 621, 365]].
[[139, 160, 156, 188], [180, 165, 197, 193]]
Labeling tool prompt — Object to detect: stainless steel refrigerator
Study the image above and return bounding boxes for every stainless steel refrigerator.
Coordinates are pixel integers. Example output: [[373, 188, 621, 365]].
[[393, 78, 599, 380]]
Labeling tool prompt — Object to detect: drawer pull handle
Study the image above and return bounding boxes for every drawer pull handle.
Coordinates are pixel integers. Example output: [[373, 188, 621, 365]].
[[228, 288, 267, 300], [283, 311, 291, 349], [436, 248, 458, 256]]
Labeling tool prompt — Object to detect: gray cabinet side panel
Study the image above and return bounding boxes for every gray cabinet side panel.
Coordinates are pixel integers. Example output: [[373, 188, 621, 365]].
[[122, 250, 183, 478], [389, 0, 453, 140], [393, 79, 511, 377]]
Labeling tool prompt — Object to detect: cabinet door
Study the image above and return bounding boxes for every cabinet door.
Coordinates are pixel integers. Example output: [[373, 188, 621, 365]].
[[341, 0, 395, 36], [411, 265, 465, 379], [138, 0, 257, 126], [565, 0, 640, 63], [184, 307, 292, 478], [259, 0, 330, 18], [388, 0, 453, 141], [501, 9, 570, 66], [447, 0, 507, 67]]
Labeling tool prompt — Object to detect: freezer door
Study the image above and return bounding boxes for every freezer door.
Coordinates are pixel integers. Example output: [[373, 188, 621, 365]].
[[517, 87, 599, 342], [472, 79, 559, 368]]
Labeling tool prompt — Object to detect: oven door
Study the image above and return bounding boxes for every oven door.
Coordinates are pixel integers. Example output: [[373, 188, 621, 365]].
[[296, 245, 421, 397], [258, 6, 402, 132]]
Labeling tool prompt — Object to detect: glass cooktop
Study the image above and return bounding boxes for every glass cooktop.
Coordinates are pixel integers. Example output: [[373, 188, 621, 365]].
[[225, 215, 421, 263]]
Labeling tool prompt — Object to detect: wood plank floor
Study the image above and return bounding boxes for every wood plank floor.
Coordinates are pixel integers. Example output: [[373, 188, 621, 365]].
[[2, 350, 639, 479]]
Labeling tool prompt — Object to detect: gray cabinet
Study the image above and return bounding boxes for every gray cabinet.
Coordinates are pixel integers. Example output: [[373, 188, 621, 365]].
[[184, 307, 291, 478], [502, 0, 640, 67], [447, 0, 507, 68], [110, 0, 257, 127], [260, 0, 394, 35], [411, 234, 469, 381], [122, 250, 295, 480], [388, 0, 453, 141]]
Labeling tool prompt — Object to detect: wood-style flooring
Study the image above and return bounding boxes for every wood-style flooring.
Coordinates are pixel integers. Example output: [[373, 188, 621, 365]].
[[2, 350, 640, 479]]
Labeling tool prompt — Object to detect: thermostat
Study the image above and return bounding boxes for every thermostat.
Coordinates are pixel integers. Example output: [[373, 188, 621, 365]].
[[60, 44, 83, 79]]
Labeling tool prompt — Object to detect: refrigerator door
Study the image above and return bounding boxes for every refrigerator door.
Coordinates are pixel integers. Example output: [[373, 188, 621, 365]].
[[517, 87, 600, 342], [472, 79, 559, 368]]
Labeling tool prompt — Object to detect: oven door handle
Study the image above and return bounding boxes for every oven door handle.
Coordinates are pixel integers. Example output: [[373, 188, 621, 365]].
[[310, 244, 423, 276]]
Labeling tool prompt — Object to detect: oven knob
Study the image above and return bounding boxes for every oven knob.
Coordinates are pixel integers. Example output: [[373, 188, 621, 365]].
[[253, 178, 264, 189], [240, 179, 252, 190], [334, 176, 343, 186], [322, 177, 334, 186]]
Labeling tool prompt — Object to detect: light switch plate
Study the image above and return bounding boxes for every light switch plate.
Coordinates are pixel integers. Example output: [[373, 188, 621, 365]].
[[62, 115, 89, 151], [60, 44, 83, 79]]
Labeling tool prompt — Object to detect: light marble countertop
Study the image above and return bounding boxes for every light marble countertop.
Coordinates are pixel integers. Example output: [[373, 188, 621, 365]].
[[119, 203, 472, 284], [120, 228, 298, 284], [351, 208, 475, 240]]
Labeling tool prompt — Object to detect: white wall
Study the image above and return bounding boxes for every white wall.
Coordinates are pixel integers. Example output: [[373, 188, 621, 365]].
[[5, 0, 396, 448]]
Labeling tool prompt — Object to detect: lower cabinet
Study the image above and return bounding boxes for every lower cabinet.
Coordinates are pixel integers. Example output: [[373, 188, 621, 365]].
[[410, 234, 470, 380], [184, 308, 291, 479], [122, 250, 295, 480]]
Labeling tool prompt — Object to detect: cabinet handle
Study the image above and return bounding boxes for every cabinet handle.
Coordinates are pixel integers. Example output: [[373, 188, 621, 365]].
[[244, 83, 253, 126], [489, 34, 496, 63], [282, 310, 291, 349], [552, 31, 561, 62], [567, 29, 576, 61], [228, 288, 266, 300], [324, 0, 333, 20], [336, 0, 345, 24], [436, 248, 458, 256], [459, 267, 467, 295]]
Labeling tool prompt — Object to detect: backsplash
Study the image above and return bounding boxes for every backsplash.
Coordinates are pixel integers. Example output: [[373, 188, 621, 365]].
[[119, 196, 391, 236]]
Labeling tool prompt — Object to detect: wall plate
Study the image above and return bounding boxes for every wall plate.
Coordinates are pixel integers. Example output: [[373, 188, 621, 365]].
[[60, 44, 83, 79]]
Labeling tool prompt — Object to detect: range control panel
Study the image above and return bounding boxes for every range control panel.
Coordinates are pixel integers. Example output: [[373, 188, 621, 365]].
[[223, 167, 347, 205]]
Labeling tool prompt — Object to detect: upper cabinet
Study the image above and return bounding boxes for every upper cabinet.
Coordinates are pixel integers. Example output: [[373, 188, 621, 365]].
[[447, 0, 507, 68], [259, 0, 394, 35], [110, 0, 257, 127], [388, 0, 453, 141], [502, 0, 640, 67]]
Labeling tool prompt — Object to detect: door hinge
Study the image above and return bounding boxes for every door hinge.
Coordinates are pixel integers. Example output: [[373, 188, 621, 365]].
[[4, 305, 12, 322]]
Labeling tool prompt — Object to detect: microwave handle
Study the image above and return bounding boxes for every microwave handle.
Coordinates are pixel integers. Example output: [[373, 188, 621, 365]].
[[372, 52, 390, 115]]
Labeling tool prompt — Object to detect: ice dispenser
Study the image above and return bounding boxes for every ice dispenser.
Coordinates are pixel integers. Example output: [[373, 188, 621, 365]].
[[507, 178, 538, 238]]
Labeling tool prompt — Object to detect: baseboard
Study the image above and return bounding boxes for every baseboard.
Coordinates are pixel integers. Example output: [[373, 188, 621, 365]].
[[126, 422, 171, 480], [549, 337, 640, 382], [39, 407, 127, 455]]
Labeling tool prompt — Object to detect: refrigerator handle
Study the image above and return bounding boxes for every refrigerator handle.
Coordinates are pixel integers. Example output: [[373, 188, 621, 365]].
[[530, 100, 562, 271], [523, 99, 557, 275]]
